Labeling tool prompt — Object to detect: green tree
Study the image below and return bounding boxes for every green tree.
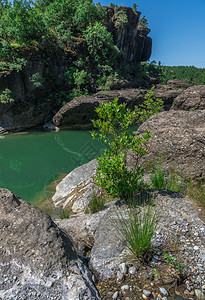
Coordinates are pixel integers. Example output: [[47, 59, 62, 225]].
[[73, 0, 105, 29], [83, 21, 120, 65]]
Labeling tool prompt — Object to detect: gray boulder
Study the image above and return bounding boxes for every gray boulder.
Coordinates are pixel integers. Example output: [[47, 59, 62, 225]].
[[0, 188, 100, 300], [171, 85, 205, 111], [53, 86, 185, 129], [52, 159, 99, 212], [127, 110, 205, 181], [52, 89, 147, 128]]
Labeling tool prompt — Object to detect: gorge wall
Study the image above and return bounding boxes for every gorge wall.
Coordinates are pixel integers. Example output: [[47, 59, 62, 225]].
[[0, 6, 152, 132]]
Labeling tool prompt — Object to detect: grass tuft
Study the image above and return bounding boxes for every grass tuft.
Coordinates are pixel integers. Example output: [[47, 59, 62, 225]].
[[115, 192, 159, 260], [60, 208, 70, 220]]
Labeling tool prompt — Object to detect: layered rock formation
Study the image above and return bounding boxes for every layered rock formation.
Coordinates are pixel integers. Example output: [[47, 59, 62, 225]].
[[0, 188, 100, 299], [0, 5, 152, 132]]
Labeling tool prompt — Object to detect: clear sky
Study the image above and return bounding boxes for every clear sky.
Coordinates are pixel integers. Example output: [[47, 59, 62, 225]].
[[95, 0, 205, 68]]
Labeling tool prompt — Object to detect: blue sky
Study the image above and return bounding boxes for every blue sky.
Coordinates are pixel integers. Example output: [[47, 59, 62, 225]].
[[96, 0, 205, 68]]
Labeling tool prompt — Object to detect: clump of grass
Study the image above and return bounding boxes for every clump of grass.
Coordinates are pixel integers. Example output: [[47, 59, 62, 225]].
[[115, 192, 159, 260], [85, 191, 106, 214], [151, 164, 165, 189], [151, 164, 182, 192], [60, 208, 70, 219], [186, 179, 205, 207]]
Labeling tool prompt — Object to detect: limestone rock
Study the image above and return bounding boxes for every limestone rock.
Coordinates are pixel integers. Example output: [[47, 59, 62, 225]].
[[171, 85, 205, 111], [0, 188, 100, 299], [127, 110, 205, 180], [52, 159, 99, 212]]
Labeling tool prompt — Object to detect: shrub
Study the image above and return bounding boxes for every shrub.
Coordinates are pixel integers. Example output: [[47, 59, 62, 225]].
[[91, 88, 164, 199], [115, 193, 158, 259], [0, 88, 14, 104], [83, 22, 120, 65], [91, 97, 152, 198]]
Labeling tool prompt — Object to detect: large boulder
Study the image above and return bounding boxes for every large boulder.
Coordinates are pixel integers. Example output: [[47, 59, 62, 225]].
[[127, 110, 205, 181], [52, 159, 99, 212], [171, 85, 205, 111], [53, 89, 147, 128], [53, 86, 184, 128], [0, 188, 100, 299]]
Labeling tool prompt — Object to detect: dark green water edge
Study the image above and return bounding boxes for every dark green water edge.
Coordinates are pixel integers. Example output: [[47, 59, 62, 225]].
[[0, 129, 105, 211]]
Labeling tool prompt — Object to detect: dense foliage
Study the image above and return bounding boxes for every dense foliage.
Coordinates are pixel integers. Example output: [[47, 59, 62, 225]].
[[159, 65, 205, 85], [139, 62, 205, 85]]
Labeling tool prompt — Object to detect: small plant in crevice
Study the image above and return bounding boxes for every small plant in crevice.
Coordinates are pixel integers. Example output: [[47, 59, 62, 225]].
[[60, 208, 71, 220], [85, 191, 106, 214], [151, 164, 165, 189], [163, 252, 187, 281], [115, 192, 159, 260]]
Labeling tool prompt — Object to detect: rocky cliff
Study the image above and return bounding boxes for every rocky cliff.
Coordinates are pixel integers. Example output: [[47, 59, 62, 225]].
[[105, 6, 152, 63], [0, 5, 152, 132]]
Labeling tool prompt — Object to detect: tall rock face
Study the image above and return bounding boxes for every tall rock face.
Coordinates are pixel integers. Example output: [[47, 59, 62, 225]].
[[105, 6, 152, 63], [0, 49, 67, 132]]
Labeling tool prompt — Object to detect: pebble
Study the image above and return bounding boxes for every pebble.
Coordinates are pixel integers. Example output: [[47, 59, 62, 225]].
[[121, 285, 130, 292], [194, 246, 199, 251], [159, 287, 168, 296], [143, 289, 152, 297], [162, 298, 168, 300], [128, 266, 136, 275], [119, 263, 128, 274], [117, 271, 123, 281], [195, 289, 205, 300], [112, 291, 119, 299]]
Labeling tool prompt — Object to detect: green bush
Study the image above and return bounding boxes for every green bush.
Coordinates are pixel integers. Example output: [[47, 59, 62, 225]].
[[83, 22, 120, 65], [0, 88, 14, 104], [91, 88, 163, 199]]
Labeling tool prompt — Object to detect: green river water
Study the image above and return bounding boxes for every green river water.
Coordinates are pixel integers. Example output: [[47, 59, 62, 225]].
[[0, 130, 104, 210]]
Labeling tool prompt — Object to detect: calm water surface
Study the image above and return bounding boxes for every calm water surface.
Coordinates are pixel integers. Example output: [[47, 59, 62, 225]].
[[0, 130, 104, 208]]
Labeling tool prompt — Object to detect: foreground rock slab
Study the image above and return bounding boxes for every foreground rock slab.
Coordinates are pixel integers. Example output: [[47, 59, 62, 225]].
[[128, 110, 205, 180], [0, 188, 100, 300], [52, 159, 99, 212]]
